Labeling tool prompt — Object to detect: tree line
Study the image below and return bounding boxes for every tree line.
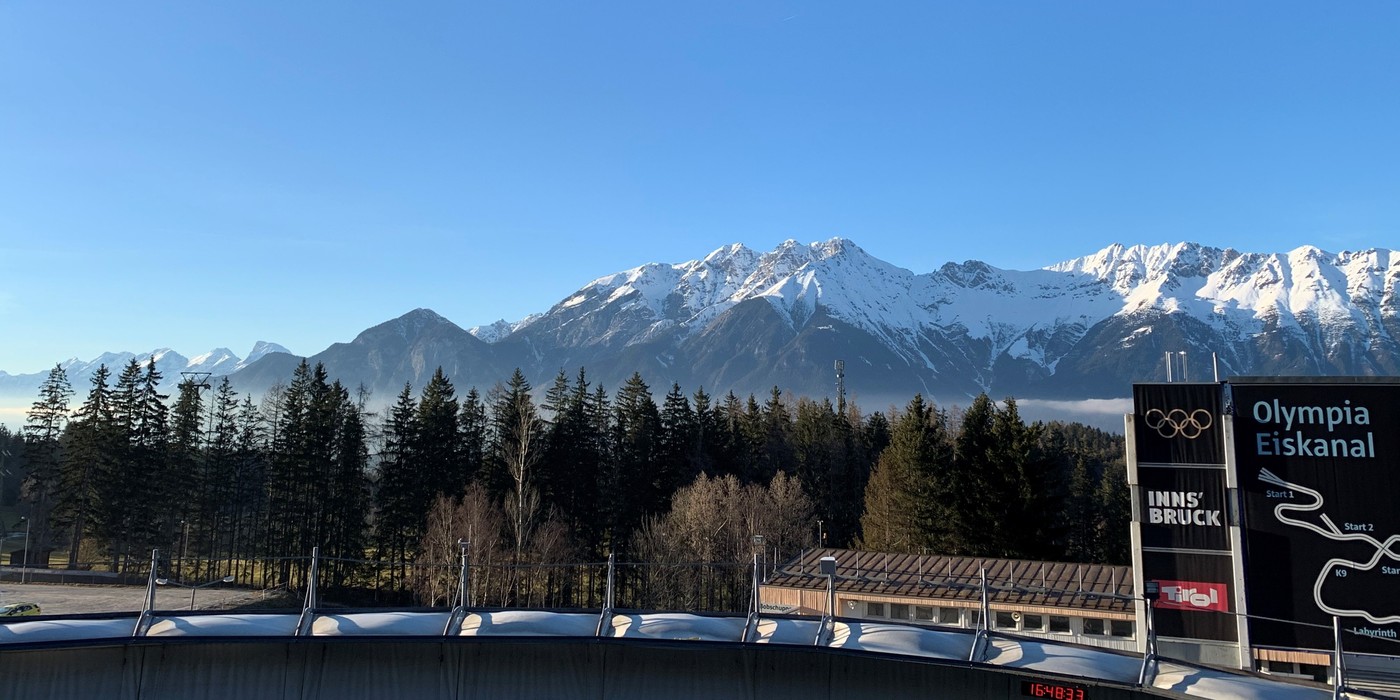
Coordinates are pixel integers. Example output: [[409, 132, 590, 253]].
[[7, 359, 1128, 604]]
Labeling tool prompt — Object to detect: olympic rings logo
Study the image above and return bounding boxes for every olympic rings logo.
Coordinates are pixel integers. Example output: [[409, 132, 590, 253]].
[[1143, 408, 1213, 440]]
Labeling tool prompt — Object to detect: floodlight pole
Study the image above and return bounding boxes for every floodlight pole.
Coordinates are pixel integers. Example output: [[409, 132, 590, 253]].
[[742, 552, 760, 643]]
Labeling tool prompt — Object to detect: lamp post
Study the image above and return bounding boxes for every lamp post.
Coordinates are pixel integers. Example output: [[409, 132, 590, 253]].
[[157, 574, 236, 610], [815, 555, 838, 646], [20, 515, 30, 584]]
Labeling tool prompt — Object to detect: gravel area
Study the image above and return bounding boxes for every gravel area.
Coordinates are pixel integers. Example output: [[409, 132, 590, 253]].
[[0, 581, 270, 615]]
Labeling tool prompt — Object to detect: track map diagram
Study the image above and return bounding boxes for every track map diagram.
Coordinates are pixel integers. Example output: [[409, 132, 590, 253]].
[[1258, 467, 1400, 632]]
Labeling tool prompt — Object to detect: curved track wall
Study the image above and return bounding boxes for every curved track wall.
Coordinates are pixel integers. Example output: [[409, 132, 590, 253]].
[[2, 638, 1157, 700]]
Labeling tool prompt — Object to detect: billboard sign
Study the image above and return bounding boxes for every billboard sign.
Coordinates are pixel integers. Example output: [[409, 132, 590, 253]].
[[1132, 383, 1237, 643], [1140, 549, 1238, 641], [1133, 383, 1224, 466], [1231, 380, 1400, 653], [1137, 465, 1230, 551]]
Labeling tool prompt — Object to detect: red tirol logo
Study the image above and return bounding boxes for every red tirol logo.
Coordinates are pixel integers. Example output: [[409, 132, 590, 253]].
[[1156, 580, 1229, 612]]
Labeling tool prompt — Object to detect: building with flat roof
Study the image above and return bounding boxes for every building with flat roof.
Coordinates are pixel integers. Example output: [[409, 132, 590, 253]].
[[760, 548, 1140, 653]]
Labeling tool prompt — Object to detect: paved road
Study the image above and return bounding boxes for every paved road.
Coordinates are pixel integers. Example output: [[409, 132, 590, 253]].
[[0, 581, 269, 615]]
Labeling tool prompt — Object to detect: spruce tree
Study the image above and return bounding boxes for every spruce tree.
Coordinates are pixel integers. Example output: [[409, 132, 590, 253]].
[[949, 393, 998, 555], [656, 382, 697, 508], [59, 366, 114, 567], [415, 367, 462, 497], [22, 363, 72, 558], [605, 373, 659, 553], [168, 377, 207, 564], [375, 384, 419, 585], [857, 395, 952, 552]]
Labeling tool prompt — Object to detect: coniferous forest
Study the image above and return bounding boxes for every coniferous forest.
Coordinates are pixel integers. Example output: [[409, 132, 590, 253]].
[[3, 359, 1128, 609]]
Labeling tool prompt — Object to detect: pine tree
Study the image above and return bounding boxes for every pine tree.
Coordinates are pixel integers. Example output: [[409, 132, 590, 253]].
[[1096, 460, 1131, 564], [458, 388, 488, 489], [416, 367, 462, 497], [1064, 453, 1097, 561], [22, 363, 72, 558], [230, 394, 267, 578], [201, 378, 244, 574], [605, 373, 659, 554], [539, 369, 604, 555], [690, 387, 720, 477], [857, 395, 952, 552], [484, 369, 533, 501], [989, 398, 1062, 560], [135, 359, 172, 554], [58, 365, 114, 567], [324, 381, 370, 587], [949, 393, 998, 555], [758, 387, 794, 481], [790, 398, 840, 545], [168, 377, 207, 564], [375, 384, 420, 585], [656, 382, 697, 508]]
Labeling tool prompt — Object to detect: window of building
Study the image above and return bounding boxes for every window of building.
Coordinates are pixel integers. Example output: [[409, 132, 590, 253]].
[[968, 610, 983, 628], [915, 606, 934, 621], [866, 602, 885, 617], [938, 607, 961, 625], [1298, 663, 1329, 683], [889, 603, 910, 620], [994, 611, 1018, 629], [1110, 620, 1134, 638], [1048, 616, 1071, 633], [1082, 618, 1106, 635], [1021, 614, 1044, 631]]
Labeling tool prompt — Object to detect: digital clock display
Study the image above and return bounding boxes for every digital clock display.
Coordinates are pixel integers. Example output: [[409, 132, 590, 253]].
[[1020, 679, 1087, 699]]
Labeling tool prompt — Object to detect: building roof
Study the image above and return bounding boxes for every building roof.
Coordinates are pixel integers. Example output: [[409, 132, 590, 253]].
[[766, 548, 1136, 614]]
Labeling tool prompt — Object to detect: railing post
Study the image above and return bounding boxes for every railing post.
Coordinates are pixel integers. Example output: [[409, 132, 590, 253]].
[[1138, 581, 1160, 688], [742, 552, 760, 642], [295, 547, 320, 636], [1333, 616, 1348, 699], [132, 548, 159, 637], [968, 567, 989, 662], [595, 553, 615, 637], [444, 539, 470, 636]]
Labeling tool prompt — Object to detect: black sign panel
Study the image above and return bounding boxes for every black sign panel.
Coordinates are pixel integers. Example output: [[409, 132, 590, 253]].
[[1232, 380, 1400, 653], [1134, 384, 1223, 465], [1142, 550, 1237, 642], [1138, 466, 1230, 551]]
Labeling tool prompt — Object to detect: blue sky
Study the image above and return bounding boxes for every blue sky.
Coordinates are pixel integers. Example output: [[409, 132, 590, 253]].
[[2, 1, 1398, 375]]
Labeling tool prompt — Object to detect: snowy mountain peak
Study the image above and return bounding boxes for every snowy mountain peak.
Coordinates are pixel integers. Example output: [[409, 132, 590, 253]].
[[5, 239, 1397, 417], [470, 319, 520, 344], [188, 348, 240, 373], [244, 341, 293, 364]]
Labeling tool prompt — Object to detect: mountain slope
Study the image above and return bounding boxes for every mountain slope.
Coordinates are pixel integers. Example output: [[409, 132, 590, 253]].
[[5, 240, 1396, 421]]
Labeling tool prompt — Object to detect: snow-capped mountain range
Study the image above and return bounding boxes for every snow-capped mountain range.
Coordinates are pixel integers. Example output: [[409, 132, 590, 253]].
[[465, 239, 1397, 401], [2, 240, 1396, 421], [0, 342, 292, 404]]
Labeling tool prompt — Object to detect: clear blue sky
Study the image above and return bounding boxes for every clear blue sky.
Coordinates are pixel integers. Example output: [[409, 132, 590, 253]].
[[2, 1, 1398, 375]]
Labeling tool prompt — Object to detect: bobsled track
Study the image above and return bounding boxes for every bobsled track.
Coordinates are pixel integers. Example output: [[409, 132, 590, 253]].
[[0, 609, 1337, 700]]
